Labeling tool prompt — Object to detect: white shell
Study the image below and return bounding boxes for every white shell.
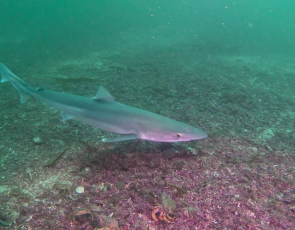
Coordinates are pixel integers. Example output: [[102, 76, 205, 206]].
[[75, 186, 85, 194]]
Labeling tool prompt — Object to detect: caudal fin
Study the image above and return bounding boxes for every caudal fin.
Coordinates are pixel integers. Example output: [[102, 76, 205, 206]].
[[0, 62, 30, 103], [0, 62, 11, 83]]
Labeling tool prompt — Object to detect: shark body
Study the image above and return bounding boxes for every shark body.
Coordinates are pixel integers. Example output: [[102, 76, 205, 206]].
[[0, 62, 207, 142]]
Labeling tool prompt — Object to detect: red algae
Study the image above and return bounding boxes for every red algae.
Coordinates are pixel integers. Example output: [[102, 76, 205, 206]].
[[0, 138, 295, 229]]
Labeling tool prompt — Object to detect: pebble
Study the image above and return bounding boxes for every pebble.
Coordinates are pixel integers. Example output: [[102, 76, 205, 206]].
[[33, 136, 43, 144], [76, 186, 85, 194]]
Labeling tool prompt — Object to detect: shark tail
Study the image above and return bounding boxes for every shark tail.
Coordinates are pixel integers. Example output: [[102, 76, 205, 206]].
[[0, 62, 11, 83], [0, 62, 31, 103]]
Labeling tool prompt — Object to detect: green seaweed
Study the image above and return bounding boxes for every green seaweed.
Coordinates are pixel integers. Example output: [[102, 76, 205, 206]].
[[166, 182, 187, 197]]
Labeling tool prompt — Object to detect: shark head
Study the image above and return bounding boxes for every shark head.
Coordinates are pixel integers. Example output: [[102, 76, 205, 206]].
[[139, 120, 207, 142]]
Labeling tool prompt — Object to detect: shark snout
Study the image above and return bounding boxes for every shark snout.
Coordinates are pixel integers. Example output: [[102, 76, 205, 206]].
[[185, 126, 207, 140]]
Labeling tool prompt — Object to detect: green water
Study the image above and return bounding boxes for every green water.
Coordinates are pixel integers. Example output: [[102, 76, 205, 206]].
[[1, 0, 295, 62]]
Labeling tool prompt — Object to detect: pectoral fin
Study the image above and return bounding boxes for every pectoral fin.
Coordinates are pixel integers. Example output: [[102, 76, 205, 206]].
[[61, 112, 73, 121], [102, 134, 139, 142]]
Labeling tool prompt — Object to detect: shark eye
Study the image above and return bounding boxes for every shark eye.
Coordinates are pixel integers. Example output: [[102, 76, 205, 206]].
[[177, 133, 182, 137]]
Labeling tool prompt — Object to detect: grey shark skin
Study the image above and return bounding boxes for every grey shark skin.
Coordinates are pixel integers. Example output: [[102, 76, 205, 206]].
[[0, 62, 207, 142]]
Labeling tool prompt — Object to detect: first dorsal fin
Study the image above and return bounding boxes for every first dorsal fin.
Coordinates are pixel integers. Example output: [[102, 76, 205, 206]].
[[92, 86, 115, 102]]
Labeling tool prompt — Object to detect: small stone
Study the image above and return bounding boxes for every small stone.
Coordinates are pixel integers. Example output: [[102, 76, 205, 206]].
[[81, 166, 92, 178], [33, 136, 43, 144], [76, 186, 85, 194], [251, 147, 258, 152], [98, 182, 108, 191]]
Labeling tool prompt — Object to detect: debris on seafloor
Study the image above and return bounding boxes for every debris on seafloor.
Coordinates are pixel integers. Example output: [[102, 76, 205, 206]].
[[25, 167, 33, 180], [43, 148, 69, 168], [70, 207, 93, 222], [165, 182, 187, 195]]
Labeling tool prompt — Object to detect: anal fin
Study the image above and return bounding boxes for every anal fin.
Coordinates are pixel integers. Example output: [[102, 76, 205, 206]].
[[61, 112, 73, 121]]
